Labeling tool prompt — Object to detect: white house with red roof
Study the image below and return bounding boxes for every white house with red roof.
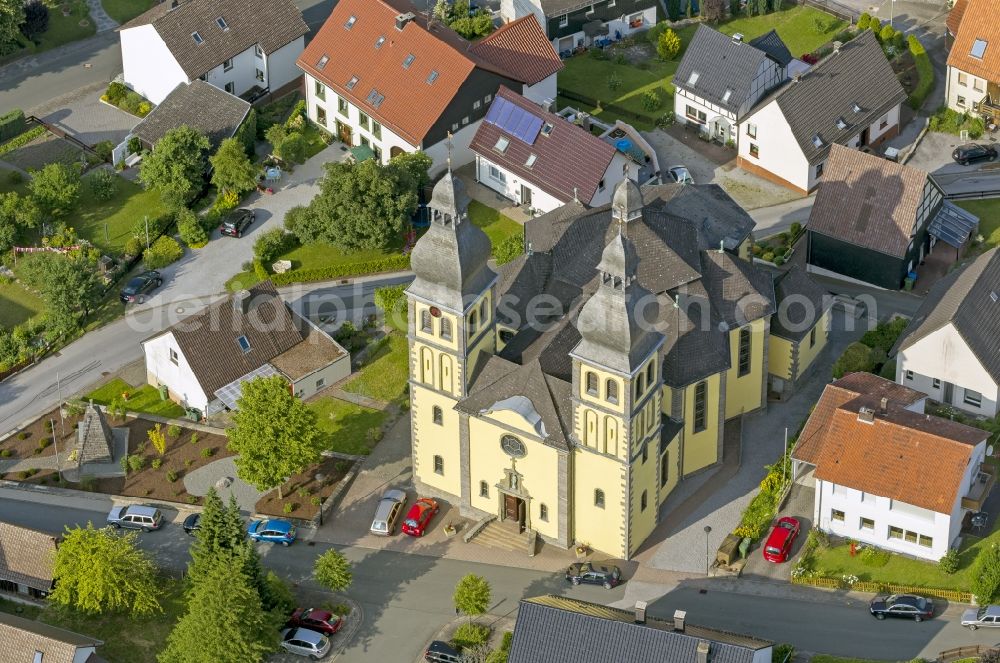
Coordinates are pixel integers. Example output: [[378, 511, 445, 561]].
[[296, 0, 562, 174]]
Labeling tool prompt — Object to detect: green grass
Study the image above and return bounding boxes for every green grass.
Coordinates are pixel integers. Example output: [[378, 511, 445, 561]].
[[85, 378, 186, 418], [0, 280, 45, 329], [0, 595, 42, 620], [76, 174, 169, 255], [100, 0, 155, 24], [468, 200, 521, 248], [308, 396, 389, 455], [957, 199, 1000, 249], [1, 0, 96, 64], [714, 5, 845, 58], [300, 121, 330, 160], [810, 657, 891, 663], [342, 333, 409, 403]]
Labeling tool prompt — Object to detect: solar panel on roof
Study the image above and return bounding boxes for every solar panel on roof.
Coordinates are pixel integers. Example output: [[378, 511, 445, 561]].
[[483, 97, 543, 145]]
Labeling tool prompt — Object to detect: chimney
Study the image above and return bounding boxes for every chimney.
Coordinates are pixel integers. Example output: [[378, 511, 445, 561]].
[[541, 98, 554, 113], [673, 609, 686, 632], [395, 12, 415, 30], [880, 397, 888, 414], [634, 600, 647, 624], [696, 640, 711, 663], [169, 0, 178, 7], [793, 71, 802, 82], [833, 40, 843, 53], [580, 113, 591, 131], [732, 32, 744, 43], [233, 290, 251, 315], [857, 406, 875, 424]]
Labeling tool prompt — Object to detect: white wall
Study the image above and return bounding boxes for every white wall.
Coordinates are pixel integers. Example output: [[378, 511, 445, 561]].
[[674, 88, 737, 134], [896, 322, 1000, 416], [522, 73, 557, 106], [590, 152, 631, 207], [737, 100, 810, 192], [501, 0, 546, 32], [203, 45, 259, 98], [120, 25, 188, 104], [947, 65, 989, 113], [423, 120, 480, 176], [475, 154, 565, 213], [266, 37, 304, 92], [292, 354, 350, 400], [73, 648, 98, 663], [605, 6, 657, 39], [868, 104, 901, 143], [143, 332, 210, 411]]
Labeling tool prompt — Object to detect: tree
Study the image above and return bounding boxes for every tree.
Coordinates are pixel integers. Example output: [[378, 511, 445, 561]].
[[390, 150, 432, 194], [19, 254, 101, 335], [971, 543, 1000, 604], [831, 341, 875, 379], [700, 0, 727, 22], [143, 235, 184, 269], [282, 204, 313, 240], [657, 28, 682, 61], [20, 0, 47, 40], [278, 132, 307, 164], [454, 574, 491, 623], [159, 553, 277, 663], [177, 208, 208, 246], [0, 192, 40, 253], [210, 137, 258, 197], [433, 0, 450, 20], [88, 168, 117, 201], [226, 375, 324, 499], [0, 0, 25, 55], [139, 125, 210, 207], [314, 549, 352, 592], [857, 12, 871, 30], [253, 228, 290, 265], [29, 162, 81, 219], [50, 523, 161, 616]]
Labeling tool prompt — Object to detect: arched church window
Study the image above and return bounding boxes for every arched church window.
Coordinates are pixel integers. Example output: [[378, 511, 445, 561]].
[[606, 379, 618, 404], [440, 317, 452, 340], [586, 371, 598, 396], [420, 309, 432, 333]]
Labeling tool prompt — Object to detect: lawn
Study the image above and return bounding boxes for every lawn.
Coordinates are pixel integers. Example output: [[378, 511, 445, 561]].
[[342, 332, 409, 403], [308, 396, 390, 455], [85, 378, 187, 419], [76, 174, 169, 255], [957, 199, 1000, 248], [810, 657, 890, 663], [100, 0, 155, 24], [0, 280, 45, 329], [300, 121, 331, 160], [1, 0, 96, 64], [714, 5, 846, 59], [468, 200, 522, 250]]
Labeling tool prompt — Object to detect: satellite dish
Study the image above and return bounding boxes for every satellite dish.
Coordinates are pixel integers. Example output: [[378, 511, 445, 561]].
[[988, 444, 995, 457]]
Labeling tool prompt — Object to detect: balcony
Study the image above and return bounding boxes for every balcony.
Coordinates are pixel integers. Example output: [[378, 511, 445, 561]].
[[962, 463, 997, 512]]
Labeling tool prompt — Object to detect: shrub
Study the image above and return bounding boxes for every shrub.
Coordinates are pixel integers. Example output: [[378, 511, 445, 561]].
[[105, 82, 129, 105], [93, 141, 114, 163], [167, 424, 181, 438], [0, 125, 46, 157], [860, 318, 908, 355], [311, 496, 322, 506], [200, 447, 214, 458], [879, 24, 895, 44], [45, 420, 54, 431], [190, 433, 199, 445], [657, 28, 681, 60], [7, 170, 23, 185], [177, 208, 208, 247], [88, 169, 117, 201], [143, 236, 184, 269], [124, 235, 144, 258], [908, 36, 935, 110], [38, 437, 52, 449], [148, 423, 166, 455], [938, 548, 960, 574], [607, 73, 622, 92], [166, 470, 178, 482], [137, 102, 153, 117], [772, 644, 795, 663], [279, 132, 307, 164], [0, 450, 10, 458], [452, 623, 491, 650], [832, 342, 874, 378], [270, 254, 411, 286], [283, 502, 294, 514], [790, 221, 802, 239], [17, 470, 29, 480], [878, 359, 897, 380], [16, 432, 28, 440], [641, 90, 661, 112], [121, 92, 144, 115], [127, 454, 145, 472], [859, 545, 890, 567], [253, 228, 291, 265], [493, 232, 524, 266], [151, 458, 163, 470], [184, 459, 194, 468], [857, 12, 870, 30], [253, 259, 268, 281]]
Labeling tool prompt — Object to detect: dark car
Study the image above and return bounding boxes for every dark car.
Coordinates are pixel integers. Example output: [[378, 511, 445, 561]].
[[120, 270, 162, 304], [220, 208, 255, 237], [869, 594, 934, 622], [424, 640, 461, 663], [952, 143, 998, 165], [286, 608, 343, 636], [182, 513, 200, 535], [565, 561, 622, 589]]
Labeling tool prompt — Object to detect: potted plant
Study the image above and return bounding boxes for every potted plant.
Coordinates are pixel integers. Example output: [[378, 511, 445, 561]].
[[443, 522, 458, 538], [575, 544, 590, 559]]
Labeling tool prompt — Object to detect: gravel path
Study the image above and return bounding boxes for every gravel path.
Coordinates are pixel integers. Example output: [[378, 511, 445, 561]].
[[183, 455, 266, 512]]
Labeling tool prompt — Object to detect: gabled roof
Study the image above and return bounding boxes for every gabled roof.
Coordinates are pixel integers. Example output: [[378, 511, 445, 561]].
[[807, 144, 932, 258], [470, 87, 617, 204], [792, 373, 987, 514], [509, 596, 771, 663], [947, 0, 968, 36], [755, 31, 907, 164], [0, 612, 102, 663], [119, 0, 307, 80], [892, 248, 1000, 384], [673, 25, 787, 115], [0, 521, 57, 591], [770, 266, 831, 342], [132, 80, 250, 150], [298, 0, 559, 146], [946, 0, 1000, 81], [643, 183, 756, 251], [749, 29, 794, 67], [76, 403, 114, 464]]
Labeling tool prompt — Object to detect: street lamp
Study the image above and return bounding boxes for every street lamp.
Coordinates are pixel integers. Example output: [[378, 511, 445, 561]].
[[704, 525, 712, 576], [315, 473, 326, 527]]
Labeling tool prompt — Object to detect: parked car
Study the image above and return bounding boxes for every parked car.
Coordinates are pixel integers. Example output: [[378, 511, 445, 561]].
[[762, 516, 801, 563], [952, 143, 998, 165], [220, 208, 255, 237], [565, 561, 622, 589], [370, 489, 407, 536], [106, 505, 163, 531], [667, 165, 694, 184], [287, 608, 343, 636], [869, 594, 934, 621], [279, 627, 331, 659], [401, 497, 439, 537], [962, 605, 1000, 629], [120, 270, 162, 304], [247, 518, 296, 546], [181, 513, 200, 536], [424, 640, 462, 663]]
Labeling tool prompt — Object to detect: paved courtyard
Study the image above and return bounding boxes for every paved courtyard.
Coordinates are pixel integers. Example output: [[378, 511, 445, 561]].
[[32, 81, 140, 147]]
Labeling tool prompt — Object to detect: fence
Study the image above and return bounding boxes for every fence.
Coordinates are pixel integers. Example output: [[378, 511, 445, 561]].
[[791, 575, 973, 603], [937, 645, 997, 663], [945, 189, 1000, 201], [26, 115, 103, 160], [557, 88, 659, 127], [796, 0, 858, 23]]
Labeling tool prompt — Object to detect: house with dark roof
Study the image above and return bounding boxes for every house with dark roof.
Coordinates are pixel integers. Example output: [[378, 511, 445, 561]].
[[737, 31, 907, 194], [499, 0, 661, 55], [792, 372, 993, 561], [141, 281, 349, 415], [469, 86, 634, 213], [892, 248, 1000, 417], [806, 145, 978, 290], [767, 266, 832, 400], [509, 595, 773, 663], [673, 26, 793, 146], [0, 611, 105, 663], [297, 0, 562, 175], [118, 0, 308, 105], [129, 80, 252, 153], [0, 521, 58, 599], [945, 0, 1000, 117]]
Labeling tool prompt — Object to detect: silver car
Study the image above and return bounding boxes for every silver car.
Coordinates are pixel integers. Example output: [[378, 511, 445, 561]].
[[961, 605, 1000, 629], [667, 165, 694, 185], [280, 627, 330, 659], [370, 489, 407, 536]]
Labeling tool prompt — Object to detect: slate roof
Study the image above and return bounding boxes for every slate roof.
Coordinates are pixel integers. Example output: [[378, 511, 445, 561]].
[[0, 612, 103, 663], [298, 0, 559, 146], [508, 596, 771, 663], [946, 0, 1000, 81], [76, 404, 114, 465], [754, 31, 907, 164], [132, 80, 250, 150], [120, 0, 307, 80], [0, 521, 57, 591], [749, 29, 794, 67], [673, 25, 788, 116], [807, 144, 932, 258], [644, 183, 756, 251], [792, 374, 987, 514], [891, 248, 1000, 384], [470, 87, 617, 205], [770, 266, 831, 342]]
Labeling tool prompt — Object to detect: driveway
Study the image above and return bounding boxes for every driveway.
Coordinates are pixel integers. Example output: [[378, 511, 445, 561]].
[[31, 81, 140, 147], [741, 480, 816, 581]]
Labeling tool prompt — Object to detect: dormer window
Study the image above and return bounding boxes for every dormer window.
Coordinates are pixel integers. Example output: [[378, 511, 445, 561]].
[[541, 122, 553, 136], [722, 89, 732, 103], [812, 134, 823, 148], [494, 136, 509, 153], [216, 16, 228, 30], [525, 154, 537, 168], [236, 336, 251, 353], [427, 70, 439, 84], [317, 55, 329, 69], [366, 89, 385, 108], [687, 71, 699, 85], [345, 15, 356, 29], [403, 54, 415, 69], [192, 31, 203, 44], [375, 35, 385, 48], [852, 102, 862, 113], [971, 38, 987, 59], [346, 75, 358, 89], [836, 117, 847, 129]]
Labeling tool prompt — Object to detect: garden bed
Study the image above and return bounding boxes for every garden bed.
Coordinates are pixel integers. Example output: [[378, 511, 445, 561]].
[[0, 406, 75, 466], [254, 454, 352, 520]]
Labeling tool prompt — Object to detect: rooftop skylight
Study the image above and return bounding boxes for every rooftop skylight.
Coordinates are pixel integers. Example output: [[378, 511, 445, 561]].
[[971, 38, 988, 59]]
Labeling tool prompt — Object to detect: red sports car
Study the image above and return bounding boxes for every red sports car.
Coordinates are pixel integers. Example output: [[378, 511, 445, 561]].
[[401, 497, 439, 537], [762, 516, 801, 563], [286, 608, 343, 636]]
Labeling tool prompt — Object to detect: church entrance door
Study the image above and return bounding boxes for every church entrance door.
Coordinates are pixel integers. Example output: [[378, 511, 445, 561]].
[[504, 494, 525, 530]]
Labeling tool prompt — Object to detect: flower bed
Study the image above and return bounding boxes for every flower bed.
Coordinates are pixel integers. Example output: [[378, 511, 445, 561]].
[[0, 407, 73, 468], [254, 455, 352, 520]]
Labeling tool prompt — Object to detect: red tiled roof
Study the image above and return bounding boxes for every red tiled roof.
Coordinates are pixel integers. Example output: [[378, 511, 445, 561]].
[[469, 16, 563, 86], [947, 0, 1000, 82], [947, 0, 968, 36], [470, 86, 617, 204]]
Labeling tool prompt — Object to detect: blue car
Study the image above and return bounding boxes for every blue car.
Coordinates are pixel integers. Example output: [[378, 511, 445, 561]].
[[247, 519, 296, 546]]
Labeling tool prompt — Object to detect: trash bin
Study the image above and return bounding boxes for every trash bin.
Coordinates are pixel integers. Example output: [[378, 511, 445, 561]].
[[185, 408, 202, 422], [903, 277, 914, 291], [158, 384, 168, 401], [738, 536, 752, 559]]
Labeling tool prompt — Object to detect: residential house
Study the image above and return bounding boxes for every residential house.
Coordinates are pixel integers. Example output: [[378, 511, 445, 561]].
[[945, 0, 1000, 118], [470, 86, 634, 213], [297, 0, 562, 175], [0, 611, 104, 662], [509, 595, 773, 663], [792, 372, 993, 561], [142, 281, 349, 415], [767, 266, 832, 400], [673, 26, 792, 146], [892, 248, 1000, 417], [806, 144, 978, 289], [118, 0, 308, 105], [0, 521, 58, 599], [129, 80, 252, 153], [737, 31, 906, 194], [500, 0, 661, 55]]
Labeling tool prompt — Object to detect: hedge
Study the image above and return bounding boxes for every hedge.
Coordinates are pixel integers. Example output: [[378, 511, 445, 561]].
[[0, 125, 46, 156], [0, 109, 26, 143], [907, 35, 935, 111], [270, 254, 411, 285]]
